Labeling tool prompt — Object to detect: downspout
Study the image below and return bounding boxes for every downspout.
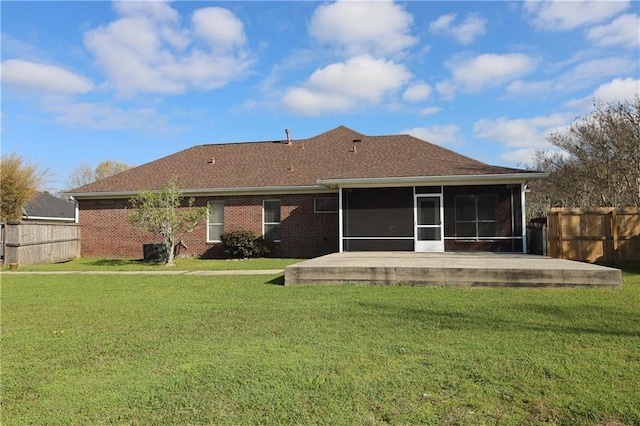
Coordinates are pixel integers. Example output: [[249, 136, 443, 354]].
[[70, 196, 79, 224]]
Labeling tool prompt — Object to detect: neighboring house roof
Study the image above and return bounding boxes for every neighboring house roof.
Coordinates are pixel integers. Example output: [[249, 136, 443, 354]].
[[23, 192, 76, 221], [66, 126, 545, 197]]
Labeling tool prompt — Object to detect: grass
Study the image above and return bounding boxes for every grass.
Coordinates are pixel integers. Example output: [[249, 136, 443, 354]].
[[6, 256, 303, 271], [1, 266, 639, 425]]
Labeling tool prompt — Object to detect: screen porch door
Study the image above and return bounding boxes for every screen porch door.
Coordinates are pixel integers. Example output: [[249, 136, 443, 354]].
[[415, 195, 444, 252]]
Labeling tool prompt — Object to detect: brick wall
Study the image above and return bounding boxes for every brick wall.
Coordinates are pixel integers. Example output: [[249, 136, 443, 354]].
[[78, 193, 338, 259]]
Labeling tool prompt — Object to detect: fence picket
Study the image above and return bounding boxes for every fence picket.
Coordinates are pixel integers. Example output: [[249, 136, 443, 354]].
[[2, 221, 80, 266], [547, 208, 640, 264]]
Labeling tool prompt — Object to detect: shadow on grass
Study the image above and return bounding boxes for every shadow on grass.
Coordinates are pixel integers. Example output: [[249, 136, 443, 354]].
[[357, 302, 640, 338], [265, 276, 285, 286], [88, 259, 151, 266]]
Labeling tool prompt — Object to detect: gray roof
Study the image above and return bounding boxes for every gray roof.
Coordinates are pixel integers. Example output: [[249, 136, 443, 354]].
[[23, 192, 75, 220]]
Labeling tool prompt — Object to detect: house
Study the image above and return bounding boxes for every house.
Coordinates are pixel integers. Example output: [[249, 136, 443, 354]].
[[65, 126, 547, 259], [23, 192, 76, 222]]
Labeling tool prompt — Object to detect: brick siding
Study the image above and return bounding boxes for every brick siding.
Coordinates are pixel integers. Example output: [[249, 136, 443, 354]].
[[78, 194, 338, 259]]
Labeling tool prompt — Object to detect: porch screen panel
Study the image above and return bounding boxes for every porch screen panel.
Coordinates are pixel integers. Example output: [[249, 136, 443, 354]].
[[342, 187, 413, 237], [443, 185, 524, 252], [342, 187, 414, 251]]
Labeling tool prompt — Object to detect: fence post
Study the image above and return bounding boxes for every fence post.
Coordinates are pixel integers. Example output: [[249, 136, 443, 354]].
[[611, 209, 618, 265], [557, 210, 563, 259]]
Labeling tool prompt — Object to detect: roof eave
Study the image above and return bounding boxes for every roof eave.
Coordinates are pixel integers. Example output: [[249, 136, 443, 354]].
[[65, 173, 549, 199], [317, 173, 549, 188], [64, 185, 334, 200]]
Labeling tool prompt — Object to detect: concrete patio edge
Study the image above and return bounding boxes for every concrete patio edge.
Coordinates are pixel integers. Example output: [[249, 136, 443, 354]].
[[284, 252, 622, 288]]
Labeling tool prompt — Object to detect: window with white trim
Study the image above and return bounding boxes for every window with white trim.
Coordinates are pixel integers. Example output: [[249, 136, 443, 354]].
[[263, 200, 281, 242], [207, 201, 224, 242], [314, 197, 338, 213], [455, 195, 498, 238]]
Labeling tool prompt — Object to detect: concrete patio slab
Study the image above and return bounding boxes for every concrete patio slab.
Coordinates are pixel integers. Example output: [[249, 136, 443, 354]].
[[284, 252, 621, 288]]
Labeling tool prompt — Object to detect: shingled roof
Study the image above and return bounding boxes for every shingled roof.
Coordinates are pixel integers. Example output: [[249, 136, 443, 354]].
[[23, 192, 76, 220], [67, 126, 537, 196]]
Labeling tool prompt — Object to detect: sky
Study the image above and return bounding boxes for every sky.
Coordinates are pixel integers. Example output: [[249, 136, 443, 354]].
[[1, 0, 639, 193]]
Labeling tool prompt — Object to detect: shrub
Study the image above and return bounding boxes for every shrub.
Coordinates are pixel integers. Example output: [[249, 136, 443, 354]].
[[221, 231, 273, 258]]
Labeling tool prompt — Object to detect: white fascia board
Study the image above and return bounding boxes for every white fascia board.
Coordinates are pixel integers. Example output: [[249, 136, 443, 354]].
[[64, 185, 337, 200], [317, 173, 549, 188], [22, 216, 76, 222]]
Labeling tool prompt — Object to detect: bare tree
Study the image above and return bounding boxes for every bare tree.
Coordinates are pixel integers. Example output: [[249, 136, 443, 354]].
[[68, 160, 132, 189], [1, 153, 48, 221], [528, 96, 640, 218], [68, 163, 94, 188]]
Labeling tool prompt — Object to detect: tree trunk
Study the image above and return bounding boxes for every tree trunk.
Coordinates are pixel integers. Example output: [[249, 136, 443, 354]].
[[164, 238, 175, 266]]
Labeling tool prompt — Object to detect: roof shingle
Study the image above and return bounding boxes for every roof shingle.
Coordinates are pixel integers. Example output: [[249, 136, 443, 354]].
[[68, 126, 531, 194]]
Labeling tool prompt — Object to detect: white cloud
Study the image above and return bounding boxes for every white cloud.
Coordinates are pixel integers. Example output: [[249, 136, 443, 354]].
[[590, 77, 639, 101], [587, 13, 640, 49], [283, 55, 412, 115], [442, 53, 538, 96], [192, 7, 247, 52], [473, 113, 569, 149], [403, 83, 432, 103], [555, 57, 636, 92], [419, 106, 442, 116], [1, 59, 93, 94], [499, 148, 539, 166], [524, 0, 630, 31], [566, 77, 640, 110], [309, 0, 417, 57], [42, 100, 170, 131], [83, 2, 251, 98], [502, 147, 570, 167], [506, 79, 554, 97], [402, 124, 463, 146], [429, 13, 487, 45], [435, 80, 456, 100], [507, 57, 636, 98], [113, 1, 180, 23]]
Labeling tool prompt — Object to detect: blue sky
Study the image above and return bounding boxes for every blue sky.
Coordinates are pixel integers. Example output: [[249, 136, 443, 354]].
[[2, 0, 639, 192]]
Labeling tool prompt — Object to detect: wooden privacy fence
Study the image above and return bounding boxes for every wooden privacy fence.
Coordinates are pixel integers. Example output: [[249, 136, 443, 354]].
[[547, 207, 640, 264], [2, 221, 80, 266]]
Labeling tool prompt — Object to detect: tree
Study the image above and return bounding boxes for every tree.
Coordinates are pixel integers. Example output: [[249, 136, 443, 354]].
[[527, 96, 640, 217], [0, 153, 48, 221], [68, 160, 131, 188], [67, 163, 94, 188], [127, 178, 209, 266], [95, 160, 131, 181]]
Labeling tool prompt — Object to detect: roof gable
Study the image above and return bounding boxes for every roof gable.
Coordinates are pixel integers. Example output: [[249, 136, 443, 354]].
[[68, 126, 533, 195]]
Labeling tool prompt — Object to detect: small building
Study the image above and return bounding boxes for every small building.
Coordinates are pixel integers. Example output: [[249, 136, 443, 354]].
[[65, 126, 546, 259]]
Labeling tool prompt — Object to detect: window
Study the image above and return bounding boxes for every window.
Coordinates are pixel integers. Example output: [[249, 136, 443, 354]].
[[314, 197, 338, 213], [263, 200, 281, 242], [207, 201, 224, 242], [455, 195, 498, 239]]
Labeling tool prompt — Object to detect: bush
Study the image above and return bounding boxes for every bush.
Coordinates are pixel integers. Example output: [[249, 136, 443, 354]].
[[220, 231, 274, 258]]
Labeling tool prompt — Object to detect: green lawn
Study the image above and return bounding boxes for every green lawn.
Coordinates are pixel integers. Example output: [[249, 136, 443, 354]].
[[6, 256, 302, 271], [2, 266, 639, 425]]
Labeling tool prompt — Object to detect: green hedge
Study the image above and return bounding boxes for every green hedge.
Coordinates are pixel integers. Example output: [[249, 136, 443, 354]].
[[220, 230, 274, 258]]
